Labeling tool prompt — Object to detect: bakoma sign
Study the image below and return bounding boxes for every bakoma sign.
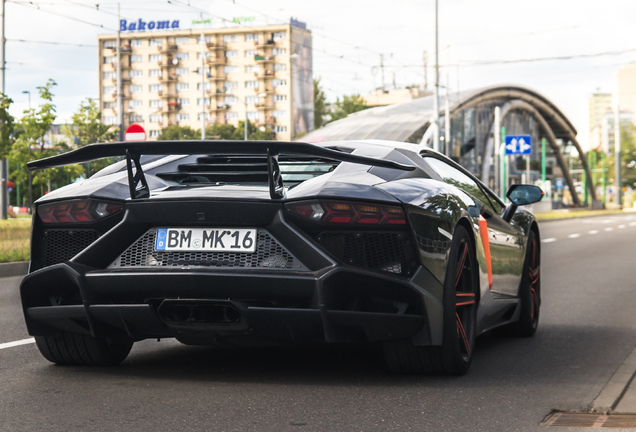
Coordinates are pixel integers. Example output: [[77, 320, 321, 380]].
[[120, 19, 180, 32]]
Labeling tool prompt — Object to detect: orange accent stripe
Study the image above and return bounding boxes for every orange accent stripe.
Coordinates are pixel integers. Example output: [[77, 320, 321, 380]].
[[456, 293, 475, 297], [479, 215, 493, 290], [456, 301, 476, 307]]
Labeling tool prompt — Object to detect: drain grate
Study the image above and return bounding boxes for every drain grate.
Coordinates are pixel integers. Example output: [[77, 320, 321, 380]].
[[542, 412, 636, 428]]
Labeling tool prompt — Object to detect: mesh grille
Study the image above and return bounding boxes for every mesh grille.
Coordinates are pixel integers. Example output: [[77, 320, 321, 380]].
[[112, 229, 304, 270], [316, 231, 411, 276], [41, 229, 100, 266]]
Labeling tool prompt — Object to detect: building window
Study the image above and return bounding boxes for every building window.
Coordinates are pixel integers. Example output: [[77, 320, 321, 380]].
[[197, 52, 212, 59], [103, 71, 116, 79], [149, 114, 162, 123], [225, 112, 238, 120], [129, 114, 143, 123], [198, 112, 212, 121], [273, 125, 287, 133], [177, 98, 190, 106], [103, 40, 117, 48], [224, 65, 238, 74], [272, 48, 287, 56], [175, 37, 190, 45], [149, 84, 163, 92], [245, 65, 260, 73], [130, 55, 142, 63], [176, 113, 190, 121], [197, 97, 211, 106], [149, 99, 163, 107], [225, 81, 238, 90], [103, 101, 116, 109], [224, 96, 238, 105], [128, 100, 142, 108], [244, 49, 257, 57], [245, 80, 259, 89], [103, 116, 117, 124], [245, 96, 259, 104], [175, 52, 189, 60], [197, 82, 212, 90], [149, 38, 163, 47], [196, 35, 212, 44], [175, 67, 189, 76], [273, 110, 287, 118], [223, 34, 238, 43], [273, 63, 287, 72], [272, 79, 287, 87], [176, 83, 189, 91], [130, 39, 142, 47], [104, 56, 116, 64], [274, 94, 287, 102], [273, 31, 287, 41], [149, 130, 160, 138], [247, 111, 259, 120], [149, 54, 162, 62], [130, 69, 143, 77], [103, 86, 115, 93], [149, 69, 162, 77], [225, 50, 238, 58], [244, 33, 258, 42]]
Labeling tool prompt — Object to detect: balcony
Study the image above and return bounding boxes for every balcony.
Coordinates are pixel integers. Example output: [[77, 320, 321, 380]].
[[159, 44, 178, 53], [257, 116, 275, 126], [255, 40, 276, 49], [206, 42, 226, 50], [207, 73, 225, 81], [257, 70, 274, 79], [206, 56, 227, 65], [255, 104, 274, 110], [254, 55, 274, 63]]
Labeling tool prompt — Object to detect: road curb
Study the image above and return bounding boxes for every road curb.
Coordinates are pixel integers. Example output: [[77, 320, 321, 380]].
[[0, 261, 28, 278], [592, 346, 636, 413]]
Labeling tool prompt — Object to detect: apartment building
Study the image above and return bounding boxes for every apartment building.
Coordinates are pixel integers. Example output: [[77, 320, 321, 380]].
[[97, 22, 313, 141]]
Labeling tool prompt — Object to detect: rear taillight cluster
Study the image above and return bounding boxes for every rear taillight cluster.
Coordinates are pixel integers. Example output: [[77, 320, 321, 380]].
[[286, 200, 406, 225], [38, 199, 124, 224]]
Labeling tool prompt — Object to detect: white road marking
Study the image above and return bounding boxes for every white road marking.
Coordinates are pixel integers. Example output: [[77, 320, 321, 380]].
[[605, 227, 614, 232], [619, 225, 626, 229], [0, 338, 35, 350], [568, 233, 581, 238], [629, 222, 636, 227], [542, 238, 557, 243], [589, 230, 599, 235]]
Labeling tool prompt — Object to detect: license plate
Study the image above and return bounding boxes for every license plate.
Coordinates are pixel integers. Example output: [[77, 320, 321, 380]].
[[155, 228, 257, 252]]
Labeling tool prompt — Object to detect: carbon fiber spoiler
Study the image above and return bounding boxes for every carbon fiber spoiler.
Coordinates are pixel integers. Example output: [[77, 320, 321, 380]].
[[27, 140, 415, 199]]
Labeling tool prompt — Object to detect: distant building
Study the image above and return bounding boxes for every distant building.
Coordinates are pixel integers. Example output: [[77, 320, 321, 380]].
[[588, 92, 613, 134], [363, 86, 430, 107], [617, 63, 636, 117], [97, 21, 313, 141]]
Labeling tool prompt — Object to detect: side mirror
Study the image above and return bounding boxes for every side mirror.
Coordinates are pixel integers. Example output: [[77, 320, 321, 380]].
[[502, 184, 544, 222]]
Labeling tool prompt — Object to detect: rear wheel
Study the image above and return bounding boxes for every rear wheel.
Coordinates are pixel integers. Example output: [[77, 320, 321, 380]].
[[383, 225, 478, 375], [509, 230, 540, 337], [35, 332, 133, 366]]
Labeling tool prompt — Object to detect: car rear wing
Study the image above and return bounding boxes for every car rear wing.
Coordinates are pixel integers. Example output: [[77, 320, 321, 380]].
[[27, 140, 415, 200]]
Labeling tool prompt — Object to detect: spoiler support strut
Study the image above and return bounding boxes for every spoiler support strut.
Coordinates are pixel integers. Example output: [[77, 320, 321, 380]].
[[125, 150, 150, 199]]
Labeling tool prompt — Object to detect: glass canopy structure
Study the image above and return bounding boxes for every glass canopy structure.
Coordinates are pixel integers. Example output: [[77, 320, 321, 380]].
[[303, 85, 597, 206]]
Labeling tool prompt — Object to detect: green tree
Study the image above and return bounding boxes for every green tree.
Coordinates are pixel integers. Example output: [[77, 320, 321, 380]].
[[206, 120, 274, 141], [313, 78, 328, 129], [9, 79, 82, 202], [329, 94, 368, 123], [0, 94, 15, 158], [63, 97, 117, 178], [157, 124, 201, 140]]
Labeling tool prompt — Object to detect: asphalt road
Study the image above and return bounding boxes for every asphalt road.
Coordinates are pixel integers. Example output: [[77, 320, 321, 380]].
[[1, 213, 635, 432]]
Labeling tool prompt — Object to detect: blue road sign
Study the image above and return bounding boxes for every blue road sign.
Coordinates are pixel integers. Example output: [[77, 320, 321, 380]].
[[505, 135, 532, 155], [555, 178, 564, 190]]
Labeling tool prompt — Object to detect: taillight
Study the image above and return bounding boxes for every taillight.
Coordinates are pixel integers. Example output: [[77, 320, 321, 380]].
[[38, 199, 124, 224], [286, 200, 406, 225]]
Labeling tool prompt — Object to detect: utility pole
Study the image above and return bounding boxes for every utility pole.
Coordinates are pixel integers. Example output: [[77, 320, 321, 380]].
[[200, 31, 206, 140], [379, 54, 385, 91], [116, 3, 123, 142], [1, 0, 6, 220], [432, 0, 440, 153], [422, 51, 428, 92], [614, 97, 622, 206]]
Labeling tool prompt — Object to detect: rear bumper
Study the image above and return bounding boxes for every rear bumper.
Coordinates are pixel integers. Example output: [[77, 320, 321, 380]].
[[20, 263, 443, 347]]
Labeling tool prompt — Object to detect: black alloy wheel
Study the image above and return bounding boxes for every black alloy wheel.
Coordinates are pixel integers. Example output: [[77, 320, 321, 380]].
[[509, 230, 540, 337], [383, 224, 478, 375], [35, 332, 133, 366]]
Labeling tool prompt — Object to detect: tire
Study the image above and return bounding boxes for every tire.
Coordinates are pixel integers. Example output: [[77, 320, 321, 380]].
[[35, 332, 133, 366], [508, 230, 540, 337], [383, 225, 478, 375]]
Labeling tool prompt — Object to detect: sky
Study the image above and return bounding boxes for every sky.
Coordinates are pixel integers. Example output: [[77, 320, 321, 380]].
[[5, 0, 636, 150]]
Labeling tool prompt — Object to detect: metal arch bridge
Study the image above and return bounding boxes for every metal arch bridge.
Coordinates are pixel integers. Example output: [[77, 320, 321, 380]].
[[303, 84, 596, 206]]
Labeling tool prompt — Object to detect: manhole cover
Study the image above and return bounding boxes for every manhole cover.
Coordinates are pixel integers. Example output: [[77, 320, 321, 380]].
[[542, 412, 636, 428]]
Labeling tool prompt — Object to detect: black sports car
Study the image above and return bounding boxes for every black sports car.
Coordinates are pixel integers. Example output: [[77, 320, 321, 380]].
[[21, 139, 543, 375]]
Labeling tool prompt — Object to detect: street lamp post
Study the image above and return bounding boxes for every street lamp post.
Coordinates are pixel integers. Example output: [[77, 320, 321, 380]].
[[22, 90, 30, 110]]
